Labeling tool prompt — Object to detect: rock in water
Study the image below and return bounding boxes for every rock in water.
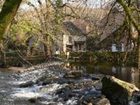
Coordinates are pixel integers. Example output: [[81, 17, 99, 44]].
[[63, 71, 82, 79], [102, 76, 139, 105], [95, 97, 110, 105], [19, 81, 34, 88], [28, 98, 36, 103]]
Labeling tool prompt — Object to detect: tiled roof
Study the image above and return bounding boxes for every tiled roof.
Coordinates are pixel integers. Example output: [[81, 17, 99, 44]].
[[63, 21, 85, 36]]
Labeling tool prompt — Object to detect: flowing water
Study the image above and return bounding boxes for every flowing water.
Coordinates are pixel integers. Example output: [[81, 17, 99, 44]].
[[0, 62, 65, 105], [0, 62, 139, 105], [0, 69, 45, 105]]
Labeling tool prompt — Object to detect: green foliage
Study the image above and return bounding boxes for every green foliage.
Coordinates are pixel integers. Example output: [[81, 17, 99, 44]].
[[11, 21, 30, 34], [0, 0, 22, 40]]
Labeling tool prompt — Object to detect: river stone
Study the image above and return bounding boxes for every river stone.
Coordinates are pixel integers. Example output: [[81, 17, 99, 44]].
[[87, 103, 93, 105], [56, 86, 73, 101], [95, 97, 110, 105], [91, 77, 100, 80], [28, 98, 36, 103], [36, 75, 48, 84], [93, 81, 102, 91], [41, 78, 54, 85], [132, 91, 140, 103], [80, 95, 110, 105], [19, 81, 34, 88], [63, 71, 82, 79]]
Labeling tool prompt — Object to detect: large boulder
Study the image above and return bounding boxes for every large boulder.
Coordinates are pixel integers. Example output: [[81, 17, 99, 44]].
[[102, 76, 139, 105]]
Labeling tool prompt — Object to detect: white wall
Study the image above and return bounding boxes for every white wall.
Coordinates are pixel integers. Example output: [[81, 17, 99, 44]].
[[63, 35, 69, 53], [63, 34, 86, 53]]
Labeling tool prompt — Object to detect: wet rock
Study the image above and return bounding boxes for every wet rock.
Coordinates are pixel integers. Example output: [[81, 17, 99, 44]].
[[134, 95, 140, 103], [91, 77, 100, 80], [82, 96, 110, 105], [132, 91, 140, 104], [102, 76, 139, 105], [36, 75, 48, 84], [80, 94, 110, 105], [93, 81, 102, 91], [95, 97, 110, 105], [64, 71, 82, 79], [41, 78, 54, 85], [28, 98, 36, 103], [87, 103, 93, 105], [56, 87, 73, 101], [55, 78, 70, 84], [69, 79, 97, 90], [37, 77, 69, 86], [80, 90, 101, 104], [19, 81, 34, 88]]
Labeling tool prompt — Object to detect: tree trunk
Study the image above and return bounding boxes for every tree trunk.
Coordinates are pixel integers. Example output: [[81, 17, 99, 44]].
[[0, 0, 22, 66], [43, 35, 52, 59], [0, 42, 6, 67], [117, 0, 140, 68], [117, 0, 140, 32], [138, 32, 140, 68], [0, 0, 22, 40], [47, 36, 52, 58]]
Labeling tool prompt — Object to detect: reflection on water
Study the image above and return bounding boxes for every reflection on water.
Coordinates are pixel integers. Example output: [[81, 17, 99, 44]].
[[65, 62, 140, 88]]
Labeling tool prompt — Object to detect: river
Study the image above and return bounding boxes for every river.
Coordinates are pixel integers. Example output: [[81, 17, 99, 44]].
[[0, 62, 139, 105], [65, 62, 140, 88]]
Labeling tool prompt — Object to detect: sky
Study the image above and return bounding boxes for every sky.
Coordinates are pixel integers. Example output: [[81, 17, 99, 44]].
[[64, 0, 110, 7], [20, 0, 110, 10]]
